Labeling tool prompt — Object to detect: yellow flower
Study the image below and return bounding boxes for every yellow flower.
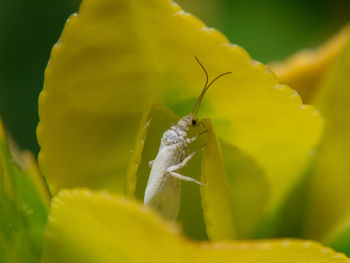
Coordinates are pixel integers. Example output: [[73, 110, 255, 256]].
[[37, 0, 322, 239], [272, 25, 350, 253], [7, 0, 347, 261]]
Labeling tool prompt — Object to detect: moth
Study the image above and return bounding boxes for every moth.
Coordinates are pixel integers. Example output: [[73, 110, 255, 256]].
[[144, 57, 231, 220]]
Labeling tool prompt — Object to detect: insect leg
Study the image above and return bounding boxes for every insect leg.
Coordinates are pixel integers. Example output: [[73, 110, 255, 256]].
[[186, 129, 208, 144], [167, 150, 198, 172], [169, 171, 205, 185]]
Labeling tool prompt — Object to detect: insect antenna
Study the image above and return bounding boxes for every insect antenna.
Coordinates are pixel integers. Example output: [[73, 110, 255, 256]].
[[192, 56, 208, 115], [192, 56, 232, 118]]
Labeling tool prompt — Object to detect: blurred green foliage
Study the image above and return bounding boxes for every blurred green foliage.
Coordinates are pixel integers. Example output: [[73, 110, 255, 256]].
[[0, 0, 349, 154], [179, 0, 350, 62], [0, 0, 81, 153], [0, 127, 49, 263]]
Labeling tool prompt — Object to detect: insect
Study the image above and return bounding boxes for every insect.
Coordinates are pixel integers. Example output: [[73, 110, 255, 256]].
[[144, 57, 231, 220]]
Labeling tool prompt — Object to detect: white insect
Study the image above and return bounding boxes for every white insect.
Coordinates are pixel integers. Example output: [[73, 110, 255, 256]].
[[144, 57, 231, 220]]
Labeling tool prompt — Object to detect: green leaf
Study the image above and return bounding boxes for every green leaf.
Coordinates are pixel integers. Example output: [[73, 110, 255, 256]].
[[0, 119, 49, 263]]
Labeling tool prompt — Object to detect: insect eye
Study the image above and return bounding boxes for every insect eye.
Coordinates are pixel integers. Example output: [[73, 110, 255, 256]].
[[192, 119, 197, 126]]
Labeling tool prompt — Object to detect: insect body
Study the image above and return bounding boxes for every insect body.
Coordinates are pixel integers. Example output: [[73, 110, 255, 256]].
[[144, 57, 231, 220]]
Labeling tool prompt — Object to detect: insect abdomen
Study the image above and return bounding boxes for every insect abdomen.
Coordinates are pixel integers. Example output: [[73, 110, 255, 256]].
[[144, 145, 185, 220]]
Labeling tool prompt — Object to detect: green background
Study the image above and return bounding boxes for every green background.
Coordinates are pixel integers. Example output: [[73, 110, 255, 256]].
[[0, 0, 349, 154]]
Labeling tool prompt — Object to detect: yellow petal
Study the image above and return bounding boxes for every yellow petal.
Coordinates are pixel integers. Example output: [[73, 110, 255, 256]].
[[42, 188, 349, 263], [220, 139, 268, 238], [38, 0, 323, 231], [270, 26, 349, 102], [125, 104, 153, 197], [305, 27, 350, 253], [42, 188, 183, 263], [200, 119, 236, 240]]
